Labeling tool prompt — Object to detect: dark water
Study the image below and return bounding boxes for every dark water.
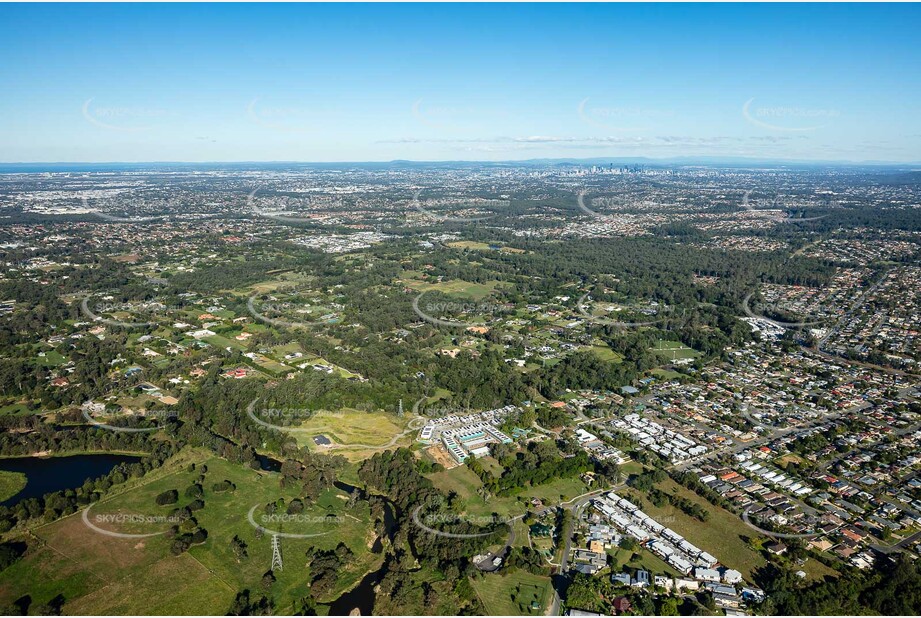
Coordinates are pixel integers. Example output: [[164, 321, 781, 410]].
[[0, 454, 142, 507], [327, 490, 399, 616], [327, 560, 388, 617], [256, 453, 282, 472]]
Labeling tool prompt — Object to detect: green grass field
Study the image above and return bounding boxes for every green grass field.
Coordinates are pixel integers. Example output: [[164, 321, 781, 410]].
[[203, 334, 248, 351], [36, 350, 66, 367], [649, 368, 684, 380], [427, 465, 591, 518], [0, 470, 26, 503], [510, 519, 532, 549], [400, 277, 501, 301], [625, 477, 766, 580], [0, 403, 31, 417], [0, 448, 381, 614], [471, 570, 552, 615], [271, 342, 304, 356], [589, 344, 624, 363], [287, 409, 408, 450], [607, 546, 682, 578], [650, 340, 702, 360], [446, 240, 492, 250], [479, 456, 504, 479], [245, 272, 316, 295]]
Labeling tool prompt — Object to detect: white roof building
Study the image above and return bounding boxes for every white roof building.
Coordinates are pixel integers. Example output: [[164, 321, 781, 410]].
[[722, 569, 743, 584], [695, 567, 721, 582]]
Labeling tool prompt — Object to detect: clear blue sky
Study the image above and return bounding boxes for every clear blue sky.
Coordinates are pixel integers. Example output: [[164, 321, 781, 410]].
[[1, 3, 919, 163]]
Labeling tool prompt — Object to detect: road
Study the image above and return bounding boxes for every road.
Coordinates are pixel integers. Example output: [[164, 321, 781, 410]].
[[474, 522, 517, 572]]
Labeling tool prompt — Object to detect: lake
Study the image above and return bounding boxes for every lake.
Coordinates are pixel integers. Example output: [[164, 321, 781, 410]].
[[0, 454, 142, 507]]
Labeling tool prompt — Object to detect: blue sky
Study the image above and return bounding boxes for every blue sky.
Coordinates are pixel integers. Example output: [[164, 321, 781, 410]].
[[1, 3, 919, 163]]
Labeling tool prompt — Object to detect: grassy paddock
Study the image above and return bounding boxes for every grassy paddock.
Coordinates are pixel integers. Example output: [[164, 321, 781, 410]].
[[471, 570, 552, 615], [590, 344, 624, 363], [626, 477, 766, 580], [399, 278, 501, 301], [0, 449, 380, 614], [427, 465, 591, 518], [0, 470, 26, 503], [288, 409, 409, 449]]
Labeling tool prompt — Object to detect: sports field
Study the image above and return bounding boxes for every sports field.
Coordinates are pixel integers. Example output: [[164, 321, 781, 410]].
[[650, 340, 702, 360]]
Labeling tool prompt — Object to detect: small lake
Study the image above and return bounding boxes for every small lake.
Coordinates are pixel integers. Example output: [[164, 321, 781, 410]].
[[0, 454, 142, 507], [255, 453, 282, 473]]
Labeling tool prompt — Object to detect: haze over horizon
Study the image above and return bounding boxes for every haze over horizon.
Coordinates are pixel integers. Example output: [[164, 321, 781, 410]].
[[2, 3, 920, 164]]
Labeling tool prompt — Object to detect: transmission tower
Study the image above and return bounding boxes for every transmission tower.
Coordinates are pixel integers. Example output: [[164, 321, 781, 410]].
[[270, 534, 283, 571]]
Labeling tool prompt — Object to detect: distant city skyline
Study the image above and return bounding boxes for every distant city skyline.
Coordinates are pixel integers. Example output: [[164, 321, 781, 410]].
[[2, 3, 920, 163]]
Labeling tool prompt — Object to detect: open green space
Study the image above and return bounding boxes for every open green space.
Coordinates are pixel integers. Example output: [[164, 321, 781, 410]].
[[624, 477, 766, 581], [446, 240, 492, 250], [0, 470, 26, 503], [470, 570, 552, 616], [590, 344, 624, 363], [36, 350, 66, 367], [286, 409, 408, 451], [427, 465, 591, 518], [203, 333, 248, 351], [0, 448, 381, 614], [649, 368, 684, 380], [607, 546, 682, 578], [650, 340, 702, 360], [0, 402, 32, 416], [399, 277, 501, 301]]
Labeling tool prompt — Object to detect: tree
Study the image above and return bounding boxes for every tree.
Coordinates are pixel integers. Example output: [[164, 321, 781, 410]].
[[658, 596, 680, 616], [230, 535, 248, 562], [155, 489, 179, 505]]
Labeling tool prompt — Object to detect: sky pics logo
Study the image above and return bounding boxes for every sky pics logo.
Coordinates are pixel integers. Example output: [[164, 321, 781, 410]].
[[81, 98, 171, 132], [742, 98, 840, 133]]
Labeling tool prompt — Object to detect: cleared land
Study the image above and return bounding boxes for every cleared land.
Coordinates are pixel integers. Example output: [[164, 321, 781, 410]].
[[446, 240, 492, 250], [649, 368, 684, 380], [399, 276, 501, 301], [590, 344, 624, 363], [607, 546, 682, 578], [287, 409, 410, 450], [471, 570, 552, 616]]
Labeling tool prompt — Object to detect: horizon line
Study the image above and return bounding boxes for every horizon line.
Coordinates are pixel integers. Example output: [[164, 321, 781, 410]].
[[1, 156, 920, 168]]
